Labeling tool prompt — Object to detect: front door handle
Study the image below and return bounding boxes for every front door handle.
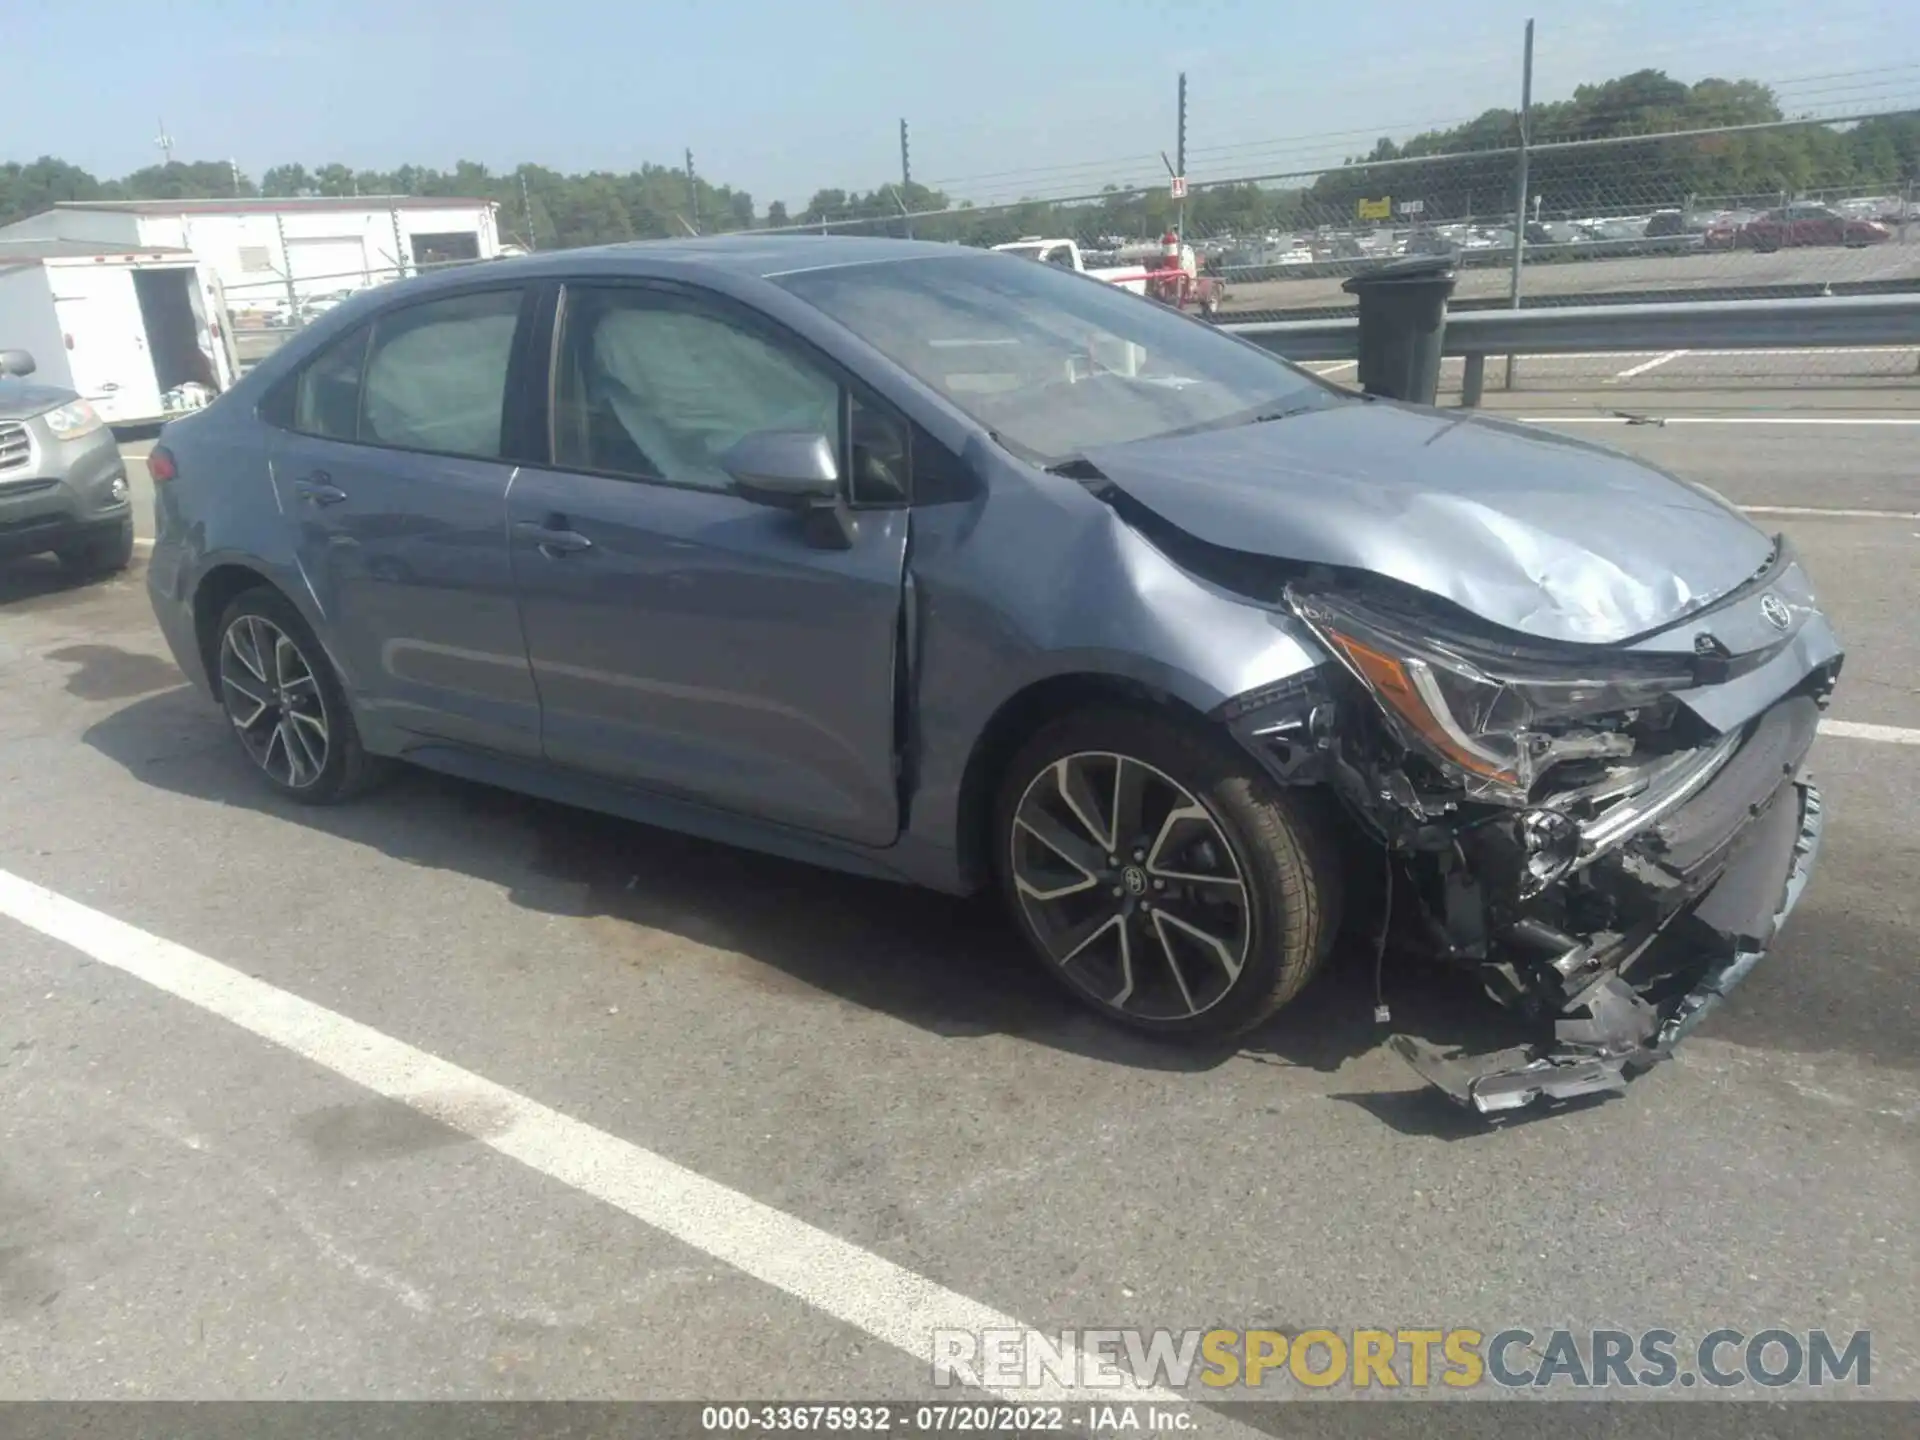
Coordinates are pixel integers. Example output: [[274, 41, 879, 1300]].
[[292, 472, 348, 506], [515, 519, 594, 558]]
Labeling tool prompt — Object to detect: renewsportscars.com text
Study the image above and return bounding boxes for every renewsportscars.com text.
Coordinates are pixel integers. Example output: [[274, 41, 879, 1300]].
[[932, 1327, 1872, 1391]]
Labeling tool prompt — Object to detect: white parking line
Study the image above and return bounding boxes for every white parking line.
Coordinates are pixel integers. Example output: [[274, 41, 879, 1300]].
[[1517, 416, 1920, 426], [1743, 505, 1920, 519], [1819, 719, 1920, 746], [0, 868, 1209, 1418], [1304, 359, 1357, 374], [1613, 349, 1688, 379], [1659, 346, 1920, 358], [1495, 346, 1920, 363]]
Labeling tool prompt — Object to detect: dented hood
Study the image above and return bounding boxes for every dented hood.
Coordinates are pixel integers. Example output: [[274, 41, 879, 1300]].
[[1080, 401, 1774, 644]]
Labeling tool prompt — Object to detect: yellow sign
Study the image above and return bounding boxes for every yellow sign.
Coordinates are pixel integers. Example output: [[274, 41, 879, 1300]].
[[1356, 196, 1392, 220]]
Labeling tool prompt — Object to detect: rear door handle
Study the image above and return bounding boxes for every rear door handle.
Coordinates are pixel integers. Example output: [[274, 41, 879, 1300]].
[[515, 519, 594, 558], [292, 472, 347, 506]]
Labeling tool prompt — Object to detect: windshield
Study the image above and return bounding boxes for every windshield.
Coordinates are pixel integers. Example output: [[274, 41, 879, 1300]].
[[776, 253, 1324, 464]]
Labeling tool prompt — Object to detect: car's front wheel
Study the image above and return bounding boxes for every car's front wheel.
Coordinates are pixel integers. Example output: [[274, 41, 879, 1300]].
[[214, 588, 382, 804], [994, 707, 1341, 1037]]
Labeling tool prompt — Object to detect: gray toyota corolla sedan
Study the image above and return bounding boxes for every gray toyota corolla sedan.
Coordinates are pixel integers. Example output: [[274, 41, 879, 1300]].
[[145, 237, 1841, 1112]]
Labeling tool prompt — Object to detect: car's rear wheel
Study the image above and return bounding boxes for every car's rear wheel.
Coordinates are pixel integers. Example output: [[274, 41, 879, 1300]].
[[994, 707, 1341, 1037], [55, 517, 134, 578], [214, 588, 381, 805]]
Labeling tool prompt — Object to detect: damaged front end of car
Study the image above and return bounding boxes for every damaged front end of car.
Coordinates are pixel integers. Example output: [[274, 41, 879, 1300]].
[[1222, 553, 1841, 1115]]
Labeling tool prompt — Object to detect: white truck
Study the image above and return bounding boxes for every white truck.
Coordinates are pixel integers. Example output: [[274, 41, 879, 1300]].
[[991, 237, 1157, 294], [990, 236, 1227, 315], [0, 242, 234, 425]]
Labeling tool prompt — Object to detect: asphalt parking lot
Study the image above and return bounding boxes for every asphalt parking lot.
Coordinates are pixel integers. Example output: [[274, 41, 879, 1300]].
[[1, 408, 1916, 1429]]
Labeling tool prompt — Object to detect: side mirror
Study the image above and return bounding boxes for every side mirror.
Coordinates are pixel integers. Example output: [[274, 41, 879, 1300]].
[[722, 430, 841, 508], [0, 349, 35, 378], [721, 430, 856, 550]]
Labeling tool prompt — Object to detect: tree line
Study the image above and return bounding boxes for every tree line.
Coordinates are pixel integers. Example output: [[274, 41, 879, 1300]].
[[1304, 71, 1920, 225], [5, 70, 1916, 255], [0, 155, 756, 250]]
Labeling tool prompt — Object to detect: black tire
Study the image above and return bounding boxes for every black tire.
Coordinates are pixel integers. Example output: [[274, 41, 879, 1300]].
[[213, 587, 384, 805], [993, 705, 1342, 1038], [55, 516, 134, 577]]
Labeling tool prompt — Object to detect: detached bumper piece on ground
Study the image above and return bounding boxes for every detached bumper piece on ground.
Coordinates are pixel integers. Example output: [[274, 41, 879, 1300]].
[[1391, 696, 1828, 1115], [1397, 777, 1822, 1113]]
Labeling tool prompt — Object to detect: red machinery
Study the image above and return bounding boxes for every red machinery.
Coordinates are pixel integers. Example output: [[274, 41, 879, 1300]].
[[1144, 230, 1228, 317]]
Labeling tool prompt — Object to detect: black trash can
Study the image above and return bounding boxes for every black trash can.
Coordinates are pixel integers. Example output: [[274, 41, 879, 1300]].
[[1341, 255, 1457, 404]]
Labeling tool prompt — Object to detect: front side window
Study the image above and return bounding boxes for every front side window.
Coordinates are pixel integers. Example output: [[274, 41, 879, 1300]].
[[357, 289, 522, 459], [553, 286, 841, 491], [777, 253, 1323, 466]]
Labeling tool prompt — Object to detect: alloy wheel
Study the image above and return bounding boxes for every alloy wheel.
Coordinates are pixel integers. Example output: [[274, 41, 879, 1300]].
[[219, 614, 331, 789], [1009, 750, 1251, 1021]]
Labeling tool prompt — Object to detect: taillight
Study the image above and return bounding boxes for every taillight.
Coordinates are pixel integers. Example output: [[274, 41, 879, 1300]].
[[147, 445, 178, 482]]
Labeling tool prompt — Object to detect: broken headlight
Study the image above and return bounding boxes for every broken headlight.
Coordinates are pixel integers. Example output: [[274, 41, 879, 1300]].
[[1290, 587, 1694, 804]]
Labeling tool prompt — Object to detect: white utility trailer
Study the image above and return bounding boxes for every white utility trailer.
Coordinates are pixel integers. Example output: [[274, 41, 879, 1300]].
[[0, 241, 235, 425]]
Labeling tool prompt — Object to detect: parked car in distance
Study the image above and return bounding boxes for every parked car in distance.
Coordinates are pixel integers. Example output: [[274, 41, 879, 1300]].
[[0, 349, 135, 576], [1574, 217, 1650, 251], [145, 237, 1841, 1113], [1736, 204, 1890, 251], [1217, 242, 1313, 283], [1835, 195, 1911, 224], [299, 289, 359, 322], [1403, 229, 1463, 259], [1701, 210, 1755, 250]]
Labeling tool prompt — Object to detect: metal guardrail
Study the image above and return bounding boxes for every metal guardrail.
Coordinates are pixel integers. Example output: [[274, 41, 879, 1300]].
[[1224, 292, 1920, 405]]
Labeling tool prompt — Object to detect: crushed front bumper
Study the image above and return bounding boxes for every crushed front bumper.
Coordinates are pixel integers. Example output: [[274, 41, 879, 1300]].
[[1394, 774, 1824, 1114]]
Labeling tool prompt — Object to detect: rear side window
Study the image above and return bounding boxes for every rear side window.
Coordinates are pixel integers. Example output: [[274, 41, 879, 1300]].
[[291, 325, 369, 441], [359, 290, 522, 458]]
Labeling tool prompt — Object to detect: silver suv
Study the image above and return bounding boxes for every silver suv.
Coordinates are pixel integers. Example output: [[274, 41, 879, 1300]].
[[0, 349, 134, 576]]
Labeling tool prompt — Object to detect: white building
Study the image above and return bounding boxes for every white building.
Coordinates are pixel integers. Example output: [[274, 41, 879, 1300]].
[[0, 195, 501, 317]]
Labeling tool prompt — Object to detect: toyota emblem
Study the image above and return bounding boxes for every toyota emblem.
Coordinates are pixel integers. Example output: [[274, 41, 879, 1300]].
[[1760, 594, 1792, 631]]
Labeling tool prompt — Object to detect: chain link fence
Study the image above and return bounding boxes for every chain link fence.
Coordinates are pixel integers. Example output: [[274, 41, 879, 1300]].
[[716, 104, 1920, 397], [206, 43, 1920, 399], [219, 255, 480, 370], [731, 114, 1920, 308]]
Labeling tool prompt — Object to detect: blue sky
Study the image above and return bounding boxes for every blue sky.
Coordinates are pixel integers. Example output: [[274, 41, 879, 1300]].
[[15, 0, 1919, 209]]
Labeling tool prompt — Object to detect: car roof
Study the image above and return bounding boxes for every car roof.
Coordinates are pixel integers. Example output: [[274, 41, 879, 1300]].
[[245, 235, 998, 377], [417, 234, 971, 289]]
